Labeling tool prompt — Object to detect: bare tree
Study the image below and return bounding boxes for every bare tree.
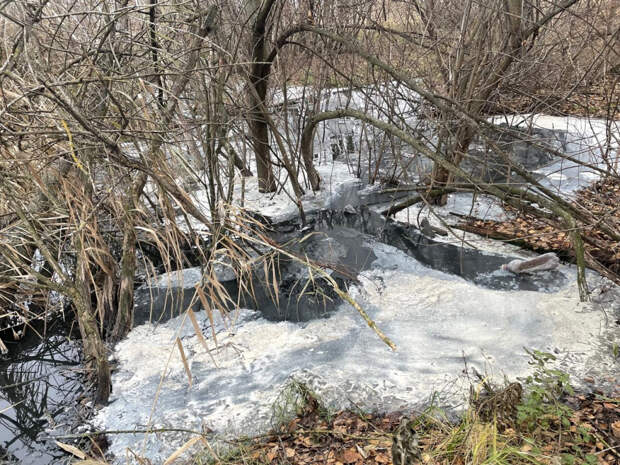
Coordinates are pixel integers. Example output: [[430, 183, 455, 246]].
[[0, 0, 618, 406]]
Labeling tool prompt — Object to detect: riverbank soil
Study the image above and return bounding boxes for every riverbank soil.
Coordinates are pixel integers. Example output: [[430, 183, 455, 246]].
[[195, 385, 619, 465]]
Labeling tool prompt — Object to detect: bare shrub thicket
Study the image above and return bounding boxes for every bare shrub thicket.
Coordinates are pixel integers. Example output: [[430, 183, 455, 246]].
[[284, 1, 618, 295], [0, 0, 274, 401], [0, 0, 618, 402]]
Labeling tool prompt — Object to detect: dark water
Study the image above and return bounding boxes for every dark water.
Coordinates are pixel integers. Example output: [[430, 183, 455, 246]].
[[0, 322, 82, 465], [133, 222, 378, 325], [255, 224, 377, 321], [289, 207, 568, 292], [376, 215, 568, 291], [134, 206, 568, 326]]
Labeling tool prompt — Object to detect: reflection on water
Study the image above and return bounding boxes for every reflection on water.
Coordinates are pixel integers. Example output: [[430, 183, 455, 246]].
[[135, 206, 570, 327], [1, 323, 82, 465], [133, 223, 378, 325], [310, 208, 568, 292]]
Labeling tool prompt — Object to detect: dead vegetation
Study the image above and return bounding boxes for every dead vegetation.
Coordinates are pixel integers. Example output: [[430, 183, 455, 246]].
[[183, 375, 619, 465], [456, 177, 620, 283], [0, 1, 619, 461]]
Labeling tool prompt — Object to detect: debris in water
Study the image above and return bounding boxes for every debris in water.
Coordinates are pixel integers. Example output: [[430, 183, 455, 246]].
[[343, 204, 357, 215], [419, 218, 448, 238], [419, 218, 435, 238], [501, 252, 560, 274]]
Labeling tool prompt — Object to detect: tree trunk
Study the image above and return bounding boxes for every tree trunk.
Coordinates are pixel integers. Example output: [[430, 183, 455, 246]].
[[426, 0, 578, 205], [248, 0, 276, 193], [73, 242, 111, 404], [430, 123, 476, 205], [112, 172, 147, 341]]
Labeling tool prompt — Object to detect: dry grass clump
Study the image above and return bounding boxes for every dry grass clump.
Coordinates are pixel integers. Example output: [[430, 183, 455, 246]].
[[185, 365, 618, 465]]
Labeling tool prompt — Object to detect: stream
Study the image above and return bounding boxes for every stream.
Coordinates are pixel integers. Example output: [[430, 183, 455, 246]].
[[2, 114, 619, 464], [0, 321, 83, 465], [95, 207, 619, 463]]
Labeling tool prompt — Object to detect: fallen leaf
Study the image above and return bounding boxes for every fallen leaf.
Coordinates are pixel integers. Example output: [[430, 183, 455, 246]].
[[375, 452, 390, 463], [55, 442, 87, 459], [342, 447, 361, 463], [267, 448, 278, 461]]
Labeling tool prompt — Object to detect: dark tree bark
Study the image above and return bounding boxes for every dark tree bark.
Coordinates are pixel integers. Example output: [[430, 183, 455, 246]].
[[248, 0, 277, 192]]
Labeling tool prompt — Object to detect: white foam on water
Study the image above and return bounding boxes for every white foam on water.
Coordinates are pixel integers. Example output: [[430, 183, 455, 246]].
[[94, 238, 618, 463], [185, 160, 361, 227], [490, 114, 620, 196]]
